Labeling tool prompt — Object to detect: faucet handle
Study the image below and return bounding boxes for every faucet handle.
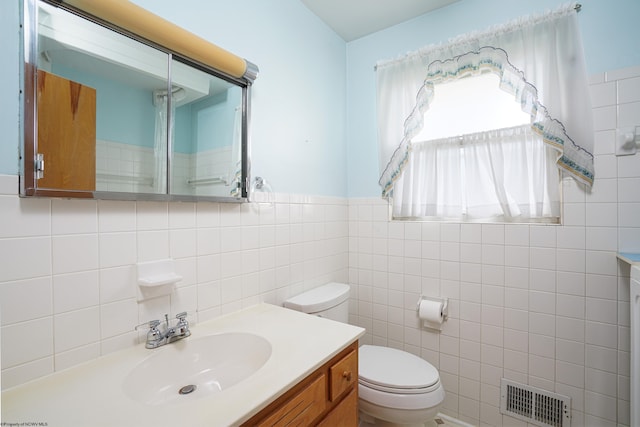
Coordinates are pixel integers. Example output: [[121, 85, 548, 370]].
[[174, 312, 190, 337], [135, 319, 161, 331], [135, 319, 164, 348]]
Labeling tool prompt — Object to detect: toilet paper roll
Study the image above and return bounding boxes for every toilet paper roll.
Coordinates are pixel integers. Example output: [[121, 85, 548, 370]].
[[418, 299, 444, 325]]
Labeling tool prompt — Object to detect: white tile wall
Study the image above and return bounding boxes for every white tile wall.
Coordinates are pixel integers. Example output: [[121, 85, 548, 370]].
[[0, 178, 348, 389], [348, 66, 640, 427]]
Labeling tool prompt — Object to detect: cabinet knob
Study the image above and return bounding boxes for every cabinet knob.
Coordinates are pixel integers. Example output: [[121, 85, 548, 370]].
[[342, 371, 352, 381]]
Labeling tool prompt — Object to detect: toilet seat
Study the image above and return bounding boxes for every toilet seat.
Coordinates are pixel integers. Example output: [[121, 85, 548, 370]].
[[359, 345, 440, 392], [359, 377, 441, 394], [358, 345, 445, 411]]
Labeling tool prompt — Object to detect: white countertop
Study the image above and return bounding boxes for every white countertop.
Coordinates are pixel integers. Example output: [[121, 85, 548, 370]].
[[1, 303, 365, 427], [618, 252, 640, 265]]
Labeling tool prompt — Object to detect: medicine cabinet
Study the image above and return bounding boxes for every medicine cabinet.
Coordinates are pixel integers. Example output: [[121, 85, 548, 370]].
[[21, 0, 258, 202]]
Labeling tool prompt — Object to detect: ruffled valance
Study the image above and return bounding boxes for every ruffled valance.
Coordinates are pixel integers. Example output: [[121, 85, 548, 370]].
[[377, 2, 594, 198]]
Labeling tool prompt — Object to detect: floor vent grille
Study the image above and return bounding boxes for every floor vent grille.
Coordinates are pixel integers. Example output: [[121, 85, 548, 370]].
[[500, 379, 571, 427]]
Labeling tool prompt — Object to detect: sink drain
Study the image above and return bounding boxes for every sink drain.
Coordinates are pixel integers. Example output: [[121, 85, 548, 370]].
[[179, 384, 197, 395]]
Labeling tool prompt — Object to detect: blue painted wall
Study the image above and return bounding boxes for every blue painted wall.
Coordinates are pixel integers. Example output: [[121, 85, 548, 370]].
[[1, 2, 20, 175], [174, 105, 193, 154], [175, 86, 241, 154], [1, 0, 638, 197]]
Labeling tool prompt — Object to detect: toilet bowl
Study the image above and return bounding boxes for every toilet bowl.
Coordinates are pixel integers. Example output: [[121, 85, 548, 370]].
[[283, 283, 445, 426], [358, 344, 445, 426]]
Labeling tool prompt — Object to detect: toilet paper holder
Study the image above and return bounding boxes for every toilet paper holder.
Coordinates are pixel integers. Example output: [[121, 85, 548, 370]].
[[416, 295, 449, 321]]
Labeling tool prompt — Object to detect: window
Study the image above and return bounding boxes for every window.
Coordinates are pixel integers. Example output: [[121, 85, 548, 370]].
[[414, 73, 529, 141], [393, 73, 559, 222], [376, 3, 594, 223]]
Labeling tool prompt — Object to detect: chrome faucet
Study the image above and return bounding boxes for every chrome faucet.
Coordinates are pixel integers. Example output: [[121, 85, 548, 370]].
[[136, 312, 191, 349]]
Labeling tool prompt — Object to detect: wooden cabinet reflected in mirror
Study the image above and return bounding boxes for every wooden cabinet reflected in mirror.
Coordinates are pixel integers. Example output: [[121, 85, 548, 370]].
[[37, 70, 96, 191]]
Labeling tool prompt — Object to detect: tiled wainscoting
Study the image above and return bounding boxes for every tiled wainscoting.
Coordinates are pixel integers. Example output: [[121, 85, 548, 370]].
[[1, 65, 639, 427], [349, 65, 640, 427], [0, 181, 349, 389]]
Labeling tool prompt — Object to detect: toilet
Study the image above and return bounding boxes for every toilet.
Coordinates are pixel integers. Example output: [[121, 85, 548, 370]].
[[283, 283, 445, 427]]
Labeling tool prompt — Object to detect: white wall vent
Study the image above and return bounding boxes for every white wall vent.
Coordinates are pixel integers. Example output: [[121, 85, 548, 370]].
[[500, 379, 571, 427]]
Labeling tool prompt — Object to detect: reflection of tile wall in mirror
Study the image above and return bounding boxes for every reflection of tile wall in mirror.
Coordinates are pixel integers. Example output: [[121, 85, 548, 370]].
[[170, 147, 235, 197], [95, 140, 154, 193]]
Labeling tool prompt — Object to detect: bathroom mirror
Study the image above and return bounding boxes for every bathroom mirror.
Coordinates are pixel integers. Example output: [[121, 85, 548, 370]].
[[21, 0, 255, 202]]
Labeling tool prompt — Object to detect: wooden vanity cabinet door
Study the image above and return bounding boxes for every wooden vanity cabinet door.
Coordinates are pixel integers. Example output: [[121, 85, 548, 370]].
[[329, 349, 357, 402], [242, 342, 359, 427], [255, 374, 326, 427], [37, 70, 96, 191], [318, 388, 358, 427]]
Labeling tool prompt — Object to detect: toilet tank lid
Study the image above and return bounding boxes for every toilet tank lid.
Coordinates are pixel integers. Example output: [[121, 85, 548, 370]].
[[283, 282, 350, 313]]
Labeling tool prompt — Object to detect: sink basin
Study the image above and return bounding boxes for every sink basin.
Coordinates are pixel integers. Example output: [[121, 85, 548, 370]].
[[123, 332, 272, 405]]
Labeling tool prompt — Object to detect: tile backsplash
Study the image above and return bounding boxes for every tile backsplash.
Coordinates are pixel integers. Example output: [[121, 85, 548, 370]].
[[0, 183, 348, 389], [1, 65, 640, 427]]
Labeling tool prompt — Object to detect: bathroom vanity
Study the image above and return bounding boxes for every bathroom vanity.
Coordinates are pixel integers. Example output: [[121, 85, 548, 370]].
[[1, 304, 365, 427], [242, 341, 359, 426]]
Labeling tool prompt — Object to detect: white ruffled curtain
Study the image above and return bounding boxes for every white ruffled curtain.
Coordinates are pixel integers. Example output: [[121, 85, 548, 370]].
[[153, 94, 170, 194], [394, 125, 560, 221], [376, 2, 594, 219]]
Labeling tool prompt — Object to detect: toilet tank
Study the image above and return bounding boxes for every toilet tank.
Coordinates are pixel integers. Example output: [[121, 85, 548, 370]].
[[283, 282, 350, 323]]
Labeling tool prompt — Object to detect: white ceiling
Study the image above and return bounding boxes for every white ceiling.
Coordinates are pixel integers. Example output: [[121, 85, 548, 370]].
[[300, 0, 461, 42]]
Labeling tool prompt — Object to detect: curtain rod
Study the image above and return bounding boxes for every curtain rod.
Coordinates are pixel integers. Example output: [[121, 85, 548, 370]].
[[375, 2, 583, 71]]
